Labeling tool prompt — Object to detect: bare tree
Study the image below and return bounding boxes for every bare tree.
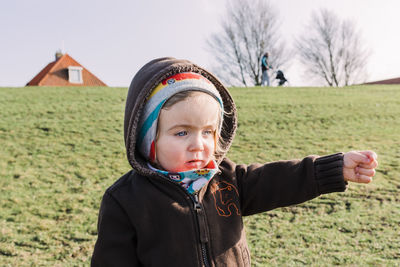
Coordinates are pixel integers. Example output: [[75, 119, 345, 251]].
[[339, 20, 369, 86], [296, 9, 369, 87], [207, 0, 288, 86]]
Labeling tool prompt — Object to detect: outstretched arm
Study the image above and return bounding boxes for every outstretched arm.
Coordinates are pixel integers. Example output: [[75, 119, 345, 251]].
[[343, 150, 378, 183]]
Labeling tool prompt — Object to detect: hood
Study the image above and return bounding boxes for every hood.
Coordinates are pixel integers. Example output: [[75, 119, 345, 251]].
[[124, 57, 237, 175]]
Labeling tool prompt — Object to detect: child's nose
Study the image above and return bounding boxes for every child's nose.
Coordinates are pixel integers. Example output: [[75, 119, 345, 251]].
[[189, 133, 204, 151]]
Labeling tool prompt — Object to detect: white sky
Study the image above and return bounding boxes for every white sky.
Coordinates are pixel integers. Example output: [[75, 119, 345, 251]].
[[1, 0, 399, 87]]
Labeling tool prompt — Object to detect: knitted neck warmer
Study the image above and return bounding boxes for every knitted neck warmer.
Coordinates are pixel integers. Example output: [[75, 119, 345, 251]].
[[148, 160, 218, 194], [148, 160, 218, 195], [137, 72, 223, 161]]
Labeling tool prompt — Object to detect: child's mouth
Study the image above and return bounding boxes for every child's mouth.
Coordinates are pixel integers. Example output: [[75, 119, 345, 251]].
[[185, 160, 203, 168]]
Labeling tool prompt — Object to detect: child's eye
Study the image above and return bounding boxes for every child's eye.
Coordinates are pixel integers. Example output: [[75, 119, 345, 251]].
[[203, 129, 214, 136], [175, 131, 187, 137]]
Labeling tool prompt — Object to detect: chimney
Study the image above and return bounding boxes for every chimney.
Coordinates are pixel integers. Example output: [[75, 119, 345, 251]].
[[55, 50, 63, 61]]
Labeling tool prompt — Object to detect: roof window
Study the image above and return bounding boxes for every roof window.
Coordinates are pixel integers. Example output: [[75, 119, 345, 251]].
[[68, 66, 83, 84]]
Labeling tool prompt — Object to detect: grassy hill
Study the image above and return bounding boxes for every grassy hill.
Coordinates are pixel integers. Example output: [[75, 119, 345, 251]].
[[1, 85, 399, 266]]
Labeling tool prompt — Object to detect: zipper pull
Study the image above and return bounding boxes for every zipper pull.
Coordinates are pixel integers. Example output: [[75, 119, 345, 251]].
[[193, 194, 208, 244], [194, 193, 201, 210], [193, 193, 210, 266]]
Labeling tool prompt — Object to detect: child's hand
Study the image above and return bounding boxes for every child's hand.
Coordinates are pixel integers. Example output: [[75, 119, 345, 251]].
[[343, 150, 378, 183]]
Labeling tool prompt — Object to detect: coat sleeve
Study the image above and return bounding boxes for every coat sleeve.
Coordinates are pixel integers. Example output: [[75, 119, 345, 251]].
[[221, 153, 347, 216], [91, 191, 140, 267]]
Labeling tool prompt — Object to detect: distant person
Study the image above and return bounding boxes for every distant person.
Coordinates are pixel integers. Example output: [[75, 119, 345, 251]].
[[261, 52, 272, 86], [91, 57, 378, 266]]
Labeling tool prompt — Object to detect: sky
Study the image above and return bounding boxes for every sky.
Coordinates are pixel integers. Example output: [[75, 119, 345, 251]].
[[1, 0, 399, 87]]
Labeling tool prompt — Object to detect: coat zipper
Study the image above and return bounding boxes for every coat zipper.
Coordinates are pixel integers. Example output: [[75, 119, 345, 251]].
[[150, 173, 211, 266], [193, 193, 211, 267]]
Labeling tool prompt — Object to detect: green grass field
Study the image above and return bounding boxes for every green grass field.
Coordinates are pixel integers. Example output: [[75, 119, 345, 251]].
[[1, 85, 399, 266]]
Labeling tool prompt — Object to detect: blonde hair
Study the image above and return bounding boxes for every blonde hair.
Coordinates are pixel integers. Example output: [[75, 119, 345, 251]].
[[157, 90, 228, 161]]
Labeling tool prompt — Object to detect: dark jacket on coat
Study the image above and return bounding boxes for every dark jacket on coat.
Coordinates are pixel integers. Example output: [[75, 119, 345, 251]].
[[91, 57, 347, 267]]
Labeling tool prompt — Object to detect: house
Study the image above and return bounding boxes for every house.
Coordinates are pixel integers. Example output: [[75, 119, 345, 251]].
[[26, 52, 107, 86], [364, 77, 400, 85]]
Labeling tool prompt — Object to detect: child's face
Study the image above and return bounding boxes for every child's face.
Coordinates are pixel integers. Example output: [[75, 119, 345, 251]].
[[155, 92, 220, 172]]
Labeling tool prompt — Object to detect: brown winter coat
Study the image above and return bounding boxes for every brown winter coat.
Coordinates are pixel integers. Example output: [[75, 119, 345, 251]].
[[91, 57, 347, 266]]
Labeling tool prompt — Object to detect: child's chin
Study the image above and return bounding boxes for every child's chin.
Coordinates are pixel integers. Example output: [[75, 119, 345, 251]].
[[173, 167, 197, 172], [173, 164, 204, 173]]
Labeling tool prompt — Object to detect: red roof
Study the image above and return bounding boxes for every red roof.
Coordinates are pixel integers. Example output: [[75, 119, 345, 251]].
[[26, 53, 107, 86], [364, 77, 400, 85]]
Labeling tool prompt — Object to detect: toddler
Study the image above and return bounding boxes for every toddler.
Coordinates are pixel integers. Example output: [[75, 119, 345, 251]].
[[91, 57, 378, 267]]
